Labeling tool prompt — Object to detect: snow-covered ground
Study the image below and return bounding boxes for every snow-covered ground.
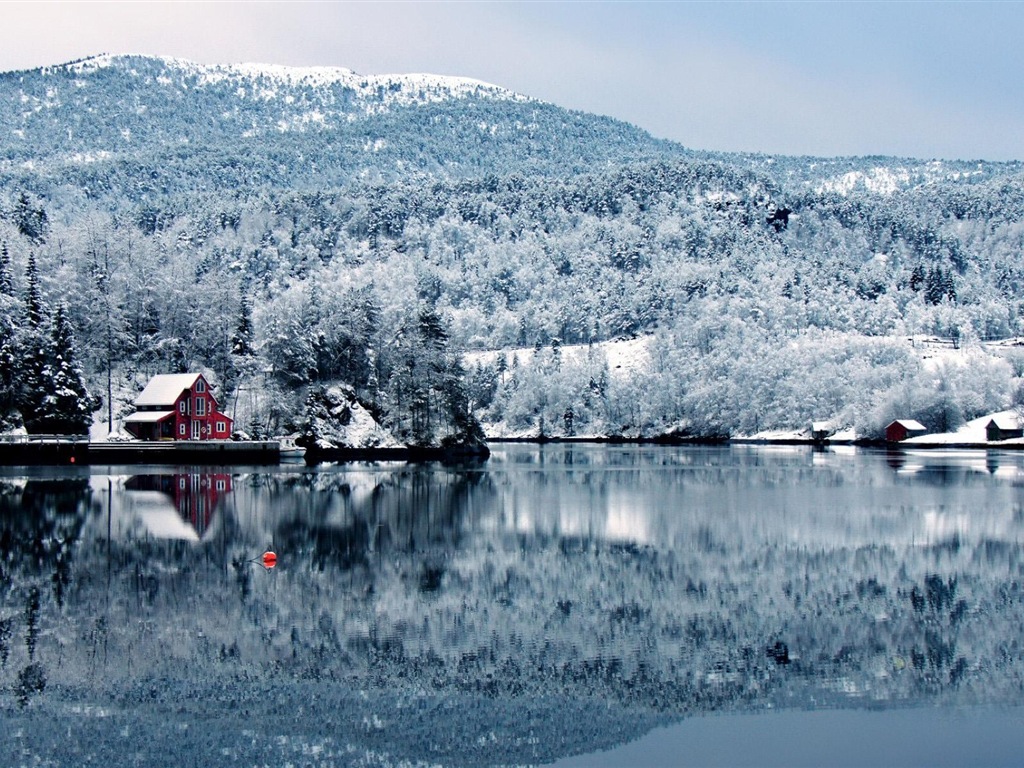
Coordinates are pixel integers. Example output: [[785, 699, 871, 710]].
[[464, 335, 652, 377], [305, 385, 402, 449], [903, 409, 1024, 446]]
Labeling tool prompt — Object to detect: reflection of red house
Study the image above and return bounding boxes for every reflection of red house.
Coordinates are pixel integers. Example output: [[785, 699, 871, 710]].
[[125, 473, 232, 538], [124, 373, 233, 441]]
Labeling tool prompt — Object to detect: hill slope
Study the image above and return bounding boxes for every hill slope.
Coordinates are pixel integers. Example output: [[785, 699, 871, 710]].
[[1, 55, 1024, 441], [0, 54, 685, 196]]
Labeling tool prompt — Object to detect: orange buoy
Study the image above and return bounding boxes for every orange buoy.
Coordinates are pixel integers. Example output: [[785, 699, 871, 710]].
[[261, 551, 277, 569]]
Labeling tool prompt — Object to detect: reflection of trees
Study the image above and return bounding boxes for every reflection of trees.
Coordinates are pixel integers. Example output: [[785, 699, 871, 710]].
[[2, 459, 1024, 763], [269, 467, 491, 573], [0, 479, 91, 606], [276, 517, 370, 571], [0, 480, 92, 710]]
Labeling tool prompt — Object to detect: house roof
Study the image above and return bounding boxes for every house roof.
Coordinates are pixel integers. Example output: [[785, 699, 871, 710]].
[[134, 374, 202, 407], [123, 410, 175, 423], [889, 419, 927, 431], [987, 416, 1021, 431]]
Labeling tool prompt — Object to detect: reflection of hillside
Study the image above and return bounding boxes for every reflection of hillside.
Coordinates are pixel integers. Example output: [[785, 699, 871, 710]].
[[3, 448, 1024, 766], [240, 467, 489, 570]]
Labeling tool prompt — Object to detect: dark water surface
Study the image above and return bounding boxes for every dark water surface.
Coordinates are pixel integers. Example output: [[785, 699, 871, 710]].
[[1, 444, 1023, 766]]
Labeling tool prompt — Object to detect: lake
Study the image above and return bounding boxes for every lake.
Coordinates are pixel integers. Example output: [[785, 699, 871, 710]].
[[1, 444, 1023, 766]]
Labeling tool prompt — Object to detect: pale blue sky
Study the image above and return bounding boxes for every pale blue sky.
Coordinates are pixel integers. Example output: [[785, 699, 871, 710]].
[[1, 1, 1022, 161]]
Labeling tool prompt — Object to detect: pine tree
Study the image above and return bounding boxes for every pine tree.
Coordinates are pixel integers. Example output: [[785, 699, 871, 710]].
[[30, 304, 95, 435], [18, 328, 51, 434], [0, 242, 19, 428], [14, 193, 47, 245], [24, 252, 44, 329], [231, 293, 255, 358], [0, 242, 13, 297], [0, 316, 20, 429], [16, 251, 50, 432]]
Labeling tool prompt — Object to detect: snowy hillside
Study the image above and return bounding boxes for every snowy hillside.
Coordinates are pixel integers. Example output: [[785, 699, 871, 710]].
[[0, 54, 679, 190], [57, 53, 528, 122], [3, 54, 1024, 442]]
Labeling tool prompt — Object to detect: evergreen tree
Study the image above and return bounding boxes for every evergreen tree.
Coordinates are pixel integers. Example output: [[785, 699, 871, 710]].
[[24, 252, 44, 329], [231, 292, 255, 358], [18, 328, 51, 434], [925, 266, 957, 306], [0, 242, 13, 297], [0, 316, 20, 429], [909, 263, 926, 293], [385, 306, 484, 447], [0, 242, 19, 428], [14, 193, 47, 245], [29, 304, 95, 435]]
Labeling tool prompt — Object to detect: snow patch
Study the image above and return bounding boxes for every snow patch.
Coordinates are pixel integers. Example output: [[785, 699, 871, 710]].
[[56, 54, 530, 117], [303, 386, 401, 450], [465, 336, 652, 377], [815, 167, 913, 196]]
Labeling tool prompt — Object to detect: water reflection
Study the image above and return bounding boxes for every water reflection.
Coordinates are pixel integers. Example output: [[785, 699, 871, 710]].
[[1, 446, 1023, 766], [118, 473, 233, 541]]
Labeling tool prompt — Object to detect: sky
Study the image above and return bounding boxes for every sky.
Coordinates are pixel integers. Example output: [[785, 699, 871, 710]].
[[1, 1, 1022, 161]]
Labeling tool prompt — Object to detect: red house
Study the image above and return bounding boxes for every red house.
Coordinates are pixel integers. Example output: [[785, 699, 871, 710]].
[[885, 419, 927, 442], [124, 373, 233, 441]]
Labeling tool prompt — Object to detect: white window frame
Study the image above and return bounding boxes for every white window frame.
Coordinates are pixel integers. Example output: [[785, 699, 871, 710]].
[[195, 397, 206, 416], [179, 423, 186, 436], [196, 378, 206, 393], [191, 420, 201, 440], [216, 421, 226, 434]]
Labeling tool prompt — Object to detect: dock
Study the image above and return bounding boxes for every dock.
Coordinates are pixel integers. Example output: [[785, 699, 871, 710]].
[[0, 436, 280, 466]]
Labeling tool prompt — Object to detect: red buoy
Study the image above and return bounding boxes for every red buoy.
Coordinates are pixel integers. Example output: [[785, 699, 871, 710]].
[[261, 551, 277, 569]]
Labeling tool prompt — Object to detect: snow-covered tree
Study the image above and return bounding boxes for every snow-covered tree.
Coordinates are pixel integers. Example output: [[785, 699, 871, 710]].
[[22, 304, 95, 435]]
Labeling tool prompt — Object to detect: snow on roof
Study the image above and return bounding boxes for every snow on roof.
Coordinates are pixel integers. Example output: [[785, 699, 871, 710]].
[[134, 374, 201, 407], [123, 410, 175, 423], [891, 419, 927, 431], [987, 415, 1021, 430]]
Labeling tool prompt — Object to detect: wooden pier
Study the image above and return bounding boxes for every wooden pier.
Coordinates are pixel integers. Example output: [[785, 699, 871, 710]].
[[0, 436, 280, 466]]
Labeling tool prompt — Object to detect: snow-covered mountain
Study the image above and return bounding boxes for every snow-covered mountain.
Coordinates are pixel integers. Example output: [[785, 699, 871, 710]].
[[60, 52, 522, 101], [50, 53, 529, 131], [1, 54, 682, 192]]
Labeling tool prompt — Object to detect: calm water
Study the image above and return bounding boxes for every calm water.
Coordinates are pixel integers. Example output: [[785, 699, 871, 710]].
[[1, 444, 1023, 766]]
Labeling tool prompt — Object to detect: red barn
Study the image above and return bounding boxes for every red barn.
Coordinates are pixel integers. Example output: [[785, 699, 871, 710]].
[[885, 419, 927, 442], [124, 373, 233, 441]]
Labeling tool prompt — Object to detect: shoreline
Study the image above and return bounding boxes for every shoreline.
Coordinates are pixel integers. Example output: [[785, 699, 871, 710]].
[[0, 437, 492, 467], [2, 434, 1022, 467], [488, 434, 1024, 450]]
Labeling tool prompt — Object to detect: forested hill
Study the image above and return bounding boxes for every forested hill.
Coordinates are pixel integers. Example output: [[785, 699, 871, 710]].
[[0, 54, 684, 195], [1, 55, 1024, 443]]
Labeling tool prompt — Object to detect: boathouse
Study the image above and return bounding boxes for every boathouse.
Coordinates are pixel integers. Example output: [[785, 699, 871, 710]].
[[811, 421, 832, 443], [986, 416, 1023, 442], [123, 373, 233, 441], [885, 419, 927, 442]]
